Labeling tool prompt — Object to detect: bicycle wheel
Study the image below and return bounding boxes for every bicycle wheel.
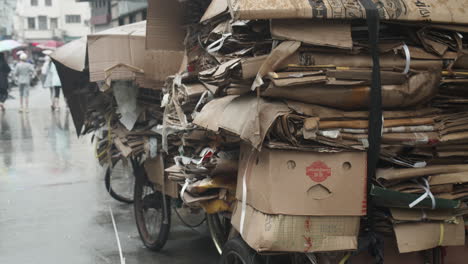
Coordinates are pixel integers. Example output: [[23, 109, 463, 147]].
[[219, 237, 262, 264], [105, 158, 135, 204], [133, 165, 171, 251], [207, 213, 232, 255]]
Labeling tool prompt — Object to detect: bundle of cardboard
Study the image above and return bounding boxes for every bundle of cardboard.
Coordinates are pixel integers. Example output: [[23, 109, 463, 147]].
[[157, 0, 468, 255]]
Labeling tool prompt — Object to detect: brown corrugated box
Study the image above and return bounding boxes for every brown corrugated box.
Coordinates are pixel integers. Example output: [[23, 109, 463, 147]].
[[231, 201, 360, 253], [236, 143, 367, 216], [144, 0, 185, 83], [87, 21, 146, 82]]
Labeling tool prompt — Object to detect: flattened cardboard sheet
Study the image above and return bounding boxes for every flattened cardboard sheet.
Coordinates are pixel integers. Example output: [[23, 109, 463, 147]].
[[394, 218, 465, 253], [271, 20, 352, 49], [145, 0, 186, 82], [228, 0, 468, 25]]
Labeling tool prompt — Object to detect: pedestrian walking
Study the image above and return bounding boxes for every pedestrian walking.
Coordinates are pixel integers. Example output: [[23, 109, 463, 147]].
[[0, 53, 11, 111], [42, 54, 62, 111], [13, 53, 35, 113]]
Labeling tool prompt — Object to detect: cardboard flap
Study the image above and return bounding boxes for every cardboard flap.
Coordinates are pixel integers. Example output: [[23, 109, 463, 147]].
[[241, 55, 268, 79], [271, 20, 352, 49], [193, 95, 239, 132], [200, 0, 229, 23], [252, 41, 301, 91], [218, 95, 290, 149], [51, 37, 87, 72]]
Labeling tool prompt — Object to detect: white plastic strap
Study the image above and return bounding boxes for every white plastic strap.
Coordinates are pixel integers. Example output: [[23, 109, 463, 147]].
[[423, 178, 436, 210], [173, 74, 182, 87], [409, 178, 436, 209], [206, 33, 232, 54], [402, 43, 411, 74], [194, 90, 209, 112], [160, 155, 169, 225], [180, 178, 191, 204], [381, 116, 385, 136], [240, 151, 255, 236]]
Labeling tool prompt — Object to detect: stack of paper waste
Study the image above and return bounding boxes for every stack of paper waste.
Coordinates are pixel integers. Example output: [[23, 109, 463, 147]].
[[157, 0, 468, 255], [52, 0, 468, 258]]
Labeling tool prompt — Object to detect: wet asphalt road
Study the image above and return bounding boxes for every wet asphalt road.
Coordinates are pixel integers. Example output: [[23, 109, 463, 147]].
[[0, 85, 218, 264]]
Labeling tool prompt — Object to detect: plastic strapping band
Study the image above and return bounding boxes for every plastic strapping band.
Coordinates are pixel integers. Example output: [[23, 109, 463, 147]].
[[438, 223, 445, 246], [409, 178, 436, 209], [240, 150, 256, 236], [180, 178, 191, 205], [381, 116, 385, 136], [194, 90, 209, 113], [359, 0, 383, 262], [160, 154, 169, 225], [338, 253, 352, 264], [402, 43, 411, 74], [359, 0, 382, 218], [206, 33, 232, 54]]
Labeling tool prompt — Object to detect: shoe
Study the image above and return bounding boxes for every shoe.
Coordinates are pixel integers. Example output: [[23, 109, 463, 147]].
[[18, 108, 23, 113], [51, 105, 55, 111]]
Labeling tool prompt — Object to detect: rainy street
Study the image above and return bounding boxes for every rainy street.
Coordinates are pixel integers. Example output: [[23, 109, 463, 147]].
[[0, 84, 218, 264]]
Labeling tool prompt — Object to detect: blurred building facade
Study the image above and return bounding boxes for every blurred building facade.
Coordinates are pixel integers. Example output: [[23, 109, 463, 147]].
[[78, 0, 147, 32], [14, 0, 91, 43], [0, 0, 17, 39]]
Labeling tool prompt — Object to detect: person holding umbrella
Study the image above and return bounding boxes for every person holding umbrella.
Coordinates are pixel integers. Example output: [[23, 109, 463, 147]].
[[0, 53, 11, 111], [42, 50, 62, 111], [13, 53, 35, 113]]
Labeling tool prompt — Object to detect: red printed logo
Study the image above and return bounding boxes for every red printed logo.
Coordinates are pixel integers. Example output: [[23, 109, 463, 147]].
[[306, 161, 331, 183]]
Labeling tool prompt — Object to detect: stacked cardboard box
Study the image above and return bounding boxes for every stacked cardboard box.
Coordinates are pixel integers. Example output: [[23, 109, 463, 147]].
[[158, 0, 468, 255], [52, 0, 468, 258]]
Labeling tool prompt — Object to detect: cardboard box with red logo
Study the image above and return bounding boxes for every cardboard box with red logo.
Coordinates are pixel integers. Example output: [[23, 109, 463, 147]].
[[236, 144, 367, 216], [232, 143, 367, 252]]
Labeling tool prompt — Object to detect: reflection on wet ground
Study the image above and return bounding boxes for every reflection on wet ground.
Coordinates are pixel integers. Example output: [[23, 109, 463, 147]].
[[0, 86, 218, 263]]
